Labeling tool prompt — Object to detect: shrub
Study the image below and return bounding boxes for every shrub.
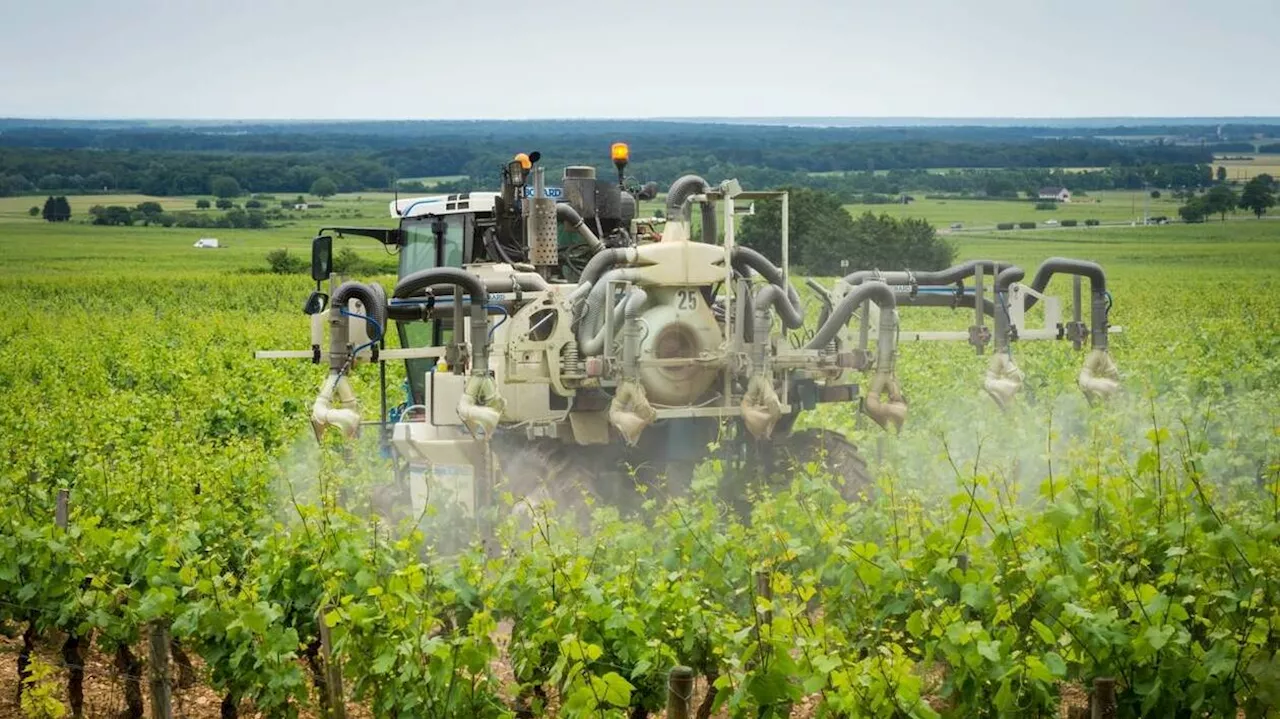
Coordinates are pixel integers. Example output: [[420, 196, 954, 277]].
[[215, 199, 234, 210], [27, 206, 39, 216], [332, 246, 397, 275], [1034, 201, 1057, 210], [195, 199, 211, 209], [266, 249, 307, 274], [996, 222, 1014, 230], [1084, 219, 1100, 226], [1061, 219, 1078, 227], [244, 199, 264, 209], [1018, 221, 1036, 229]]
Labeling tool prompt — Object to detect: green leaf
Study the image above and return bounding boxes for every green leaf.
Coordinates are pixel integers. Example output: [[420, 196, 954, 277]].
[[1145, 624, 1175, 651], [598, 671, 633, 707], [1031, 619, 1056, 645], [977, 639, 1001, 663], [1043, 651, 1067, 678], [906, 610, 926, 638]]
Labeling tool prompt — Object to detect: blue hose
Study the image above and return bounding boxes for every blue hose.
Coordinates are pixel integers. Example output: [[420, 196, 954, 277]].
[[487, 304, 509, 341], [341, 309, 384, 357]]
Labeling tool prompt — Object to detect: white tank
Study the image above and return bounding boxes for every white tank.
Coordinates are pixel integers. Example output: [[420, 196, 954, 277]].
[[635, 287, 723, 406]]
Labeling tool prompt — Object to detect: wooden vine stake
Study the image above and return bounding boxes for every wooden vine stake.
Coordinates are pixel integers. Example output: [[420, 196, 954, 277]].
[[55, 488, 69, 529], [317, 606, 346, 719], [1091, 677, 1116, 719], [148, 623, 173, 719], [666, 666, 695, 719]]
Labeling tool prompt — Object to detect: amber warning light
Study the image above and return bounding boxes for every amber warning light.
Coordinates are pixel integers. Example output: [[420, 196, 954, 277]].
[[611, 142, 629, 163]]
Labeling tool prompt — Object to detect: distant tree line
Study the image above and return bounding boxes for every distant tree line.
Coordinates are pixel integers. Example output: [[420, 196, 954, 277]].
[[1, 113, 1259, 207], [84, 200, 276, 229], [1178, 174, 1276, 222], [0, 119, 1226, 199], [0, 149, 391, 197]]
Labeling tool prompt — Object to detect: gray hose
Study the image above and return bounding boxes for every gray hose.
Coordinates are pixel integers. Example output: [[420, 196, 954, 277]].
[[556, 203, 603, 251], [327, 281, 387, 371], [572, 247, 640, 303], [622, 288, 648, 375], [395, 267, 488, 305], [805, 282, 898, 351], [841, 260, 1015, 288], [409, 274, 548, 298], [992, 266, 1025, 351], [392, 268, 490, 374], [332, 281, 386, 339], [579, 268, 644, 350], [731, 247, 801, 306], [1023, 258, 1107, 308], [1022, 258, 1109, 350], [665, 175, 712, 222], [580, 292, 633, 356], [700, 201, 717, 243], [754, 284, 804, 330], [895, 290, 997, 316]]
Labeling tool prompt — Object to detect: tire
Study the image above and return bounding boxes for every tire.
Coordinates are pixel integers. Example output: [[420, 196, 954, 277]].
[[776, 429, 874, 500], [731, 428, 873, 503], [495, 440, 627, 522]]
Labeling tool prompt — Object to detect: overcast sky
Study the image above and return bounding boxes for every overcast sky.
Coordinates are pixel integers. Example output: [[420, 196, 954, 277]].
[[0, 0, 1275, 120]]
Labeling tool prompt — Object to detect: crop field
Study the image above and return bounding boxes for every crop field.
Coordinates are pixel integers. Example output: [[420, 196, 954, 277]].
[[0, 199, 1278, 719], [1212, 155, 1280, 183]]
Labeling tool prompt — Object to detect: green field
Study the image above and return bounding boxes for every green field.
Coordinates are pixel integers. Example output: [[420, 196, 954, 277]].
[[1, 196, 1278, 718], [845, 190, 1195, 229]]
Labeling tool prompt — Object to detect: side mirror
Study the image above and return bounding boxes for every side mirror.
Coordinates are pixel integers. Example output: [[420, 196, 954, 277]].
[[311, 235, 333, 282], [303, 291, 329, 315]]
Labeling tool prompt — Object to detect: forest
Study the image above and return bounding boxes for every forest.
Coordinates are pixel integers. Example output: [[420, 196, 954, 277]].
[[0, 118, 1247, 198]]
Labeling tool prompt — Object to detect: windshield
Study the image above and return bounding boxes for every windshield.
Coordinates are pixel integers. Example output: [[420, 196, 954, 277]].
[[397, 216, 465, 405], [399, 216, 465, 276]]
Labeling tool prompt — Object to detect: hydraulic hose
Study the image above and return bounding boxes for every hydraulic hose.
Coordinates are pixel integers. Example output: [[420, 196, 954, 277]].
[[556, 203, 603, 251]]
